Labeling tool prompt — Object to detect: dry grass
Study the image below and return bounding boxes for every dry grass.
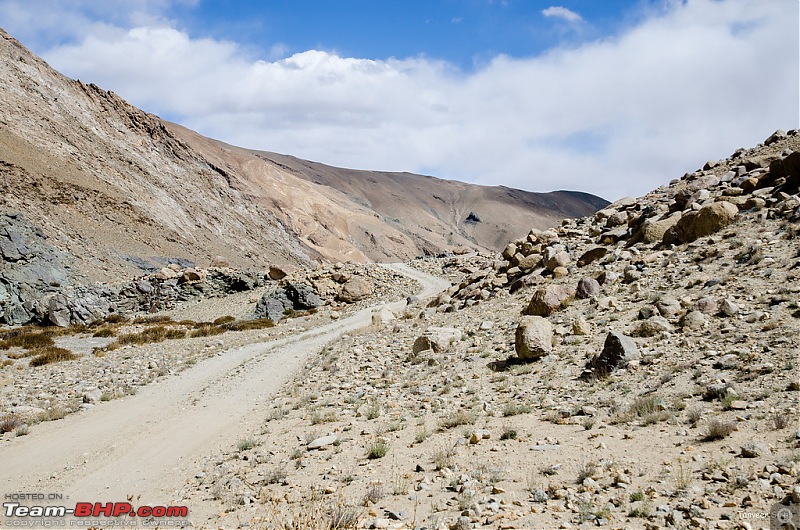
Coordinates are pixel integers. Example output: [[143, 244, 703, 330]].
[[0, 415, 21, 433], [0, 331, 55, 350], [258, 492, 361, 530], [29, 347, 77, 367]]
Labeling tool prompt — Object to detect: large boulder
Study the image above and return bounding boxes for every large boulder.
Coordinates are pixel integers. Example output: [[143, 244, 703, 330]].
[[337, 277, 371, 303], [638, 213, 681, 244], [664, 201, 738, 244], [412, 327, 462, 354], [515, 316, 553, 360], [286, 283, 323, 309], [523, 284, 575, 316], [586, 332, 641, 378]]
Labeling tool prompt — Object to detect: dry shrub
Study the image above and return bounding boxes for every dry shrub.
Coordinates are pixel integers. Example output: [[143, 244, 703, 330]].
[[704, 419, 736, 441], [133, 315, 175, 324], [213, 315, 236, 325], [0, 331, 54, 350], [0, 415, 21, 433], [224, 318, 275, 332], [116, 326, 186, 346], [92, 327, 116, 338], [258, 491, 361, 530], [189, 324, 226, 338], [29, 347, 77, 367]]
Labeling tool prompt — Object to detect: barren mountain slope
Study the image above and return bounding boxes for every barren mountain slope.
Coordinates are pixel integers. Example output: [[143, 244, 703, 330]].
[[0, 27, 606, 284], [217, 148, 608, 255]]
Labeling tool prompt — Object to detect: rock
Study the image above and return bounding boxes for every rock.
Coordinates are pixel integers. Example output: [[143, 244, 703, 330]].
[[575, 277, 601, 299], [544, 251, 570, 272], [371, 306, 395, 326], [515, 316, 554, 360], [586, 332, 641, 377], [501, 243, 518, 261], [639, 213, 681, 244], [412, 327, 462, 354], [740, 442, 771, 458], [656, 298, 682, 318], [572, 317, 591, 335], [632, 316, 672, 337], [693, 296, 718, 314], [287, 283, 323, 309], [210, 256, 230, 268], [664, 201, 738, 244], [46, 295, 71, 327], [307, 435, 338, 450], [268, 264, 295, 280], [719, 298, 740, 316], [577, 247, 608, 267], [337, 277, 371, 303], [180, 268, 206, 283], [680, 310, 706, 330], [155, 267, 178, 280], [523, 284, 576, 316]]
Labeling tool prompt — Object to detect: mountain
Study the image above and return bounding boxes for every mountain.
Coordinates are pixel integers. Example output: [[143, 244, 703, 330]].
[[0, 27, 606, 285]]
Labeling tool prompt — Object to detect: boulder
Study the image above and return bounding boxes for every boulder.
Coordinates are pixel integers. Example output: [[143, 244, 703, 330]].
[[664, 201, 738, 244], [639, 213, 681, 244], [586, 332, 641, 377], [286, 283, 323, 309], [337, 277, 371, 303], [575, 277, 601, 299], [544, 251, 570, 272], [412, 327, 462, 354], [632, 316, 672, 337], [577, 247, 607, 267], [180, 268, 206, 283], [523, 284, 575, 316], [515, 316, 553, 360], [268, 264, 296, 280]]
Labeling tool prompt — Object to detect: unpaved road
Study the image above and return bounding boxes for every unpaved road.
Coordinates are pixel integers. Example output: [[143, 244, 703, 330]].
[[0, 263, 449, 525]]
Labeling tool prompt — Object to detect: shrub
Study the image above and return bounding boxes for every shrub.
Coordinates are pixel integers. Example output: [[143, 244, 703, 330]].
[[0, 331, 54, 350], [438, 410, 477, 431], [92, 328, 116, 338], [133, 315, 175, 324], [0, 415, 20, 433], [29, 347, 77, 367], [502, 403, 532, 417], [189, 325, 225, 338], [704, 419, 736, 441], [213, 315, 236, 325], [104, 314, 129, 324], [237, 437, 259, 451], [365, 439, 389, 459]]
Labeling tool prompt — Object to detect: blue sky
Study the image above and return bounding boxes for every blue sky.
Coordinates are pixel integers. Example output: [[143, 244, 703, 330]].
[[0, 0, 797, 200]]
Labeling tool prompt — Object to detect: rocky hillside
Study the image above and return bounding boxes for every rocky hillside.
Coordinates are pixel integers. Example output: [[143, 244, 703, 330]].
[[179, 129, 799, 529], [0, 27, 606, 284]]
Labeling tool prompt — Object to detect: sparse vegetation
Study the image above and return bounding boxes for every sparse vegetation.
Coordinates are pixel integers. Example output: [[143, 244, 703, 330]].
[[29, 347, 77, 367], [365, 438, 389, 459], [437, 410, 477, 431], [703, 419, 736, 441]]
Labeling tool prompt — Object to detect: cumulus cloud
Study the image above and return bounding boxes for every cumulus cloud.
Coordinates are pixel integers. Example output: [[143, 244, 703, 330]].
[[3, 0, 798, 200], [541, 6, 583, 23]]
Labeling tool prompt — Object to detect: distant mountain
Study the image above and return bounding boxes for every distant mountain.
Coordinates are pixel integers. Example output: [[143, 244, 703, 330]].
[[0, 27, 607, 283]]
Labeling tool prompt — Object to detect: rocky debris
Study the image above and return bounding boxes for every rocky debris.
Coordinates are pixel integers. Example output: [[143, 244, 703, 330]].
[[268, 264, 295, 281], [514, 316, 553, 360]]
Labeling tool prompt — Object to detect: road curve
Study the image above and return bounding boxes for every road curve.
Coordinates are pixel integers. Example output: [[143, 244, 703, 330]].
[[0, 263, 449, 525]]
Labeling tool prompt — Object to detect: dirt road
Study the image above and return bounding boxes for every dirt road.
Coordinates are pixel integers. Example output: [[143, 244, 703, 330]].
[[0, 263, 449, 525]]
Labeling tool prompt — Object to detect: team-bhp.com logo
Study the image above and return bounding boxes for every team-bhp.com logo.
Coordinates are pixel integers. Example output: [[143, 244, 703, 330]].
[[4, 501, 189, 526]]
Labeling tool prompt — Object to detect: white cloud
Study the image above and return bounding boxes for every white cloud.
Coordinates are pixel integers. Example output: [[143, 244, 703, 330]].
[[541, 6, 583, 23], [3, 0, 798, 201]]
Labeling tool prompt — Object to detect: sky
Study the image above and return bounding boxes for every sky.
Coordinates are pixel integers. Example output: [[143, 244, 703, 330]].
[[0, 0, 797, 201]]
